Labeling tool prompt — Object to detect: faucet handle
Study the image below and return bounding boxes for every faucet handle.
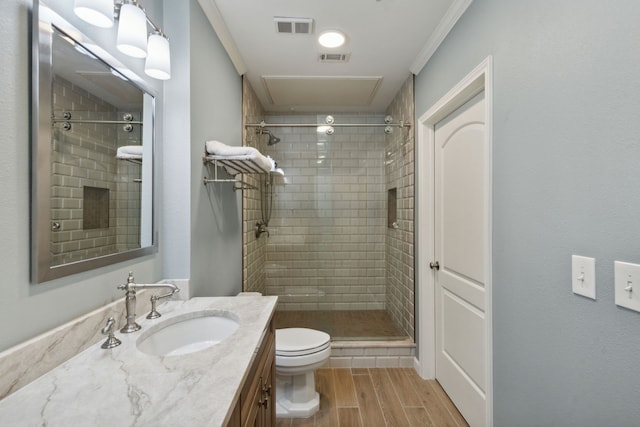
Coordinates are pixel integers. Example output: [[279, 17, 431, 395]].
[[100, 317, 122, 349], [118, 272, 136, 291], [146, 295, 162, 319]]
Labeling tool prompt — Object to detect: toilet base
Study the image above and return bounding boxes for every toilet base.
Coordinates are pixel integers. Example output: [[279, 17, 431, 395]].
[[275, 371, 320, 418], [275, 392, 320, 418]]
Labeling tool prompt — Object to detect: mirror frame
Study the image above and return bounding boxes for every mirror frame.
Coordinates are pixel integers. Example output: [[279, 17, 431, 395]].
[[31, 0, 158, 283]]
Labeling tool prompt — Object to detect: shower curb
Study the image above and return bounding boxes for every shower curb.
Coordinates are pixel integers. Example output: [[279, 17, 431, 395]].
[[328, 339, 416, 369]]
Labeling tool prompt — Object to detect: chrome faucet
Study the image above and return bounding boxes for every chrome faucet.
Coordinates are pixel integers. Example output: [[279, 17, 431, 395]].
[[118, 272, 180, 333]]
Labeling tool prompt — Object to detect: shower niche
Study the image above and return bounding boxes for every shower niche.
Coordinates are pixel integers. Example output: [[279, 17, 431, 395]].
[[388, 188, 398, 229], [82, 187, 110, 230]]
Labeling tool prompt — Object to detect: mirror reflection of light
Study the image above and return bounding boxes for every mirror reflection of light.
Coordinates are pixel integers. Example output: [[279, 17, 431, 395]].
[[74, 42, 99, 60], [110, 69, 129, 81], [39, 6, 60, 31], [317, 125, 331, 133]]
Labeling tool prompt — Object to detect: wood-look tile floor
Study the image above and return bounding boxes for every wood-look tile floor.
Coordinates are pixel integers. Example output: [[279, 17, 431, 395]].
[[276, 368, 469, 427], [273, 310, 407, 340]]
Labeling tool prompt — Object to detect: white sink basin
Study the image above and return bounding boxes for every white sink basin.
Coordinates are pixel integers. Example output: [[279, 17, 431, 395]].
[[137, 312, 239, 357]]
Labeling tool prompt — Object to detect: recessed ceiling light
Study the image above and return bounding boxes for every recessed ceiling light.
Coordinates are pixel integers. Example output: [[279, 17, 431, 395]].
[[318, 30, 346, 48]]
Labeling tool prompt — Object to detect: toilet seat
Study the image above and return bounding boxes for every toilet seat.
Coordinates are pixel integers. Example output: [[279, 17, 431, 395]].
[[276, 328, 330, 357]]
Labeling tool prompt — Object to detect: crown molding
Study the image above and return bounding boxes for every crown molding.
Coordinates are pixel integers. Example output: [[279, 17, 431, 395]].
[[197, 0, 247, 75], [409, 0, 473, 75]]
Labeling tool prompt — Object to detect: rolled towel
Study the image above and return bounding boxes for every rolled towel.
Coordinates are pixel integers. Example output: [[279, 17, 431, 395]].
[[266, 155, 277, 171], [116, 145, 143, 160]]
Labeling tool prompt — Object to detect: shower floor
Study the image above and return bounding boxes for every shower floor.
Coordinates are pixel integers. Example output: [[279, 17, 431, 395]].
[[273, 310, 407, 341]]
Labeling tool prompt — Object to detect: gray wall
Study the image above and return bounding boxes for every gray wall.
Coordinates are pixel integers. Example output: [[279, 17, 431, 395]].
[[188, 0, 243, 297], [162, 1, 192, 281], [163, 0, 242, 296], [415, 0, 640, 425]]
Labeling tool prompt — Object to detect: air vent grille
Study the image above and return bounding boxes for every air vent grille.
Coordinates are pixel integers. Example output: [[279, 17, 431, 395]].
[[274, 17, 314, 34], [318, 53, 351, 63]]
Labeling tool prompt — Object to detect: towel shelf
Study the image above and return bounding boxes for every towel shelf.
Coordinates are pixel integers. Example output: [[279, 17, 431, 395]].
[[203, 155, 271, 174], [202, 156, 267, 191], [202, 176, 256, 191]]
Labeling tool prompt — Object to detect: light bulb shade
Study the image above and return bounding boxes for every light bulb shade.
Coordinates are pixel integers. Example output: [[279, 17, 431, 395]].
[[318, 30, 346, 48], [145, 33, 171, 80], [74, 0, 114, 28], [116, 3, 147, 58]]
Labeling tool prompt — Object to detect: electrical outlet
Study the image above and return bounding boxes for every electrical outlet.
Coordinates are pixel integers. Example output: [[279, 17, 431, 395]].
[[572, 255, 596, 299], [614, 261, 640, 313]]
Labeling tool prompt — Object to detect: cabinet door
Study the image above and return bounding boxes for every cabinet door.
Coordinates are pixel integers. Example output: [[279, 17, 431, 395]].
[[242, 321, 275, 427], [260, 343, 275, 427]]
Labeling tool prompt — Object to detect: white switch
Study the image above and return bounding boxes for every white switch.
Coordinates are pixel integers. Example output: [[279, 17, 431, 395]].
[[614, 261, 640, 313], [572, 255, 596, 299]]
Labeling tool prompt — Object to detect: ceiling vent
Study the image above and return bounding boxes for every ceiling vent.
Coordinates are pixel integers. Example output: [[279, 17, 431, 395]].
[[318, 53, 350, 63], [274, 17, 313, 34]]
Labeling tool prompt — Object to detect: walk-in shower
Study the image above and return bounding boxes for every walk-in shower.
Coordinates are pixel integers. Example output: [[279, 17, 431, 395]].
[[243, 111, 415, 342]]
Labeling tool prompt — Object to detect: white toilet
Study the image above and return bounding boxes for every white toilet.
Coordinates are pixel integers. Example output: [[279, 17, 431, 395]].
[[236, 293, 331, 417], [275, 328, 331, 418]]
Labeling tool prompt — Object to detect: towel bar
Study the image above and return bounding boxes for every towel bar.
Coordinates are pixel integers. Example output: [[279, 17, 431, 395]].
[[202, 176, 257, 191]]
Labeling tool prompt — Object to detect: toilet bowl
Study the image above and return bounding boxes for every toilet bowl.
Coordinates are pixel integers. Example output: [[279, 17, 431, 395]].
[[275, 328, 331, 418]]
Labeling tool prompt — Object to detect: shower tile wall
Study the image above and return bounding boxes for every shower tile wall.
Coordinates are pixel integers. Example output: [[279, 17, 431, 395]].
[[385, 75, 415, 338], [241, 78, 267, 294], [51, 76, 141, 266], [263, 114, 387, 311]]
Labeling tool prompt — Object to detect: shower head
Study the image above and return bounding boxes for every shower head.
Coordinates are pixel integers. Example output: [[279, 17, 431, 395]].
[[267, 131, 280, 145], [258, 129, 281, 145]]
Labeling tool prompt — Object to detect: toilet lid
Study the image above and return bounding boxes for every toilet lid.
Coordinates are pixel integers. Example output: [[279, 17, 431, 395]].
[[276, 328, 330, 356]]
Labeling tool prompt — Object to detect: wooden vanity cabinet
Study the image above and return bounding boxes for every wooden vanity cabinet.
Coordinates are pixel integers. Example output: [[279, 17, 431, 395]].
[[226, 320, 275, 427]]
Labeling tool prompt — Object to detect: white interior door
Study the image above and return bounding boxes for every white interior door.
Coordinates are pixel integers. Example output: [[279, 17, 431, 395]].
[[434, 91, 487, 427]]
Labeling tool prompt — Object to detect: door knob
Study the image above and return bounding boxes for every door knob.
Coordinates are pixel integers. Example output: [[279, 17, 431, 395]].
[[429, 261, 440, 270]]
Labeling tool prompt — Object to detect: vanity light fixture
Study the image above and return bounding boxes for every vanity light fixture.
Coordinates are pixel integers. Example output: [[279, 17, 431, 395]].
[[74, 0, 114, 28], [73, 0, 171, 79], [318, 30, 346, 48], [116, 1, 148, 58], [144, 31, 171, 80]]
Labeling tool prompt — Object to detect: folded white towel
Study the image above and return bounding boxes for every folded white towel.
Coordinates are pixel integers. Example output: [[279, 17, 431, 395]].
[[116, 145, 143, 160], [205, 140, 258, 157], [204, 140, 272, 175]]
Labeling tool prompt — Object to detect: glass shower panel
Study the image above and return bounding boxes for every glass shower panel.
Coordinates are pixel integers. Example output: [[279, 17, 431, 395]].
[[264, 114, 406, 340]]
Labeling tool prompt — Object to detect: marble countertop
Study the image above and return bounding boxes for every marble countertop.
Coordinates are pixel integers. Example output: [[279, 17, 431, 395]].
[[0, 296, 277, 427]]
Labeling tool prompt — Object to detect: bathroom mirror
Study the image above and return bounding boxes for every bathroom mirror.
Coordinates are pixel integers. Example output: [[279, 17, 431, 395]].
[[31, 1, 157, 283]]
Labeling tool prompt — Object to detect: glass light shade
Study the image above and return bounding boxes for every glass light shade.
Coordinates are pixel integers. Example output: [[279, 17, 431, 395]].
[[145, 33, 171, 80], [74, 0, 114, 28], [318, 30, 346, 48], [116, 3, 147, 58]]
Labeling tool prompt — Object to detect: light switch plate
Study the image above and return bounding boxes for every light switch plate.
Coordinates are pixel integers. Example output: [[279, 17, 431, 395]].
[[572, 255, 596, 299], [614, 261, 640, 313]]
